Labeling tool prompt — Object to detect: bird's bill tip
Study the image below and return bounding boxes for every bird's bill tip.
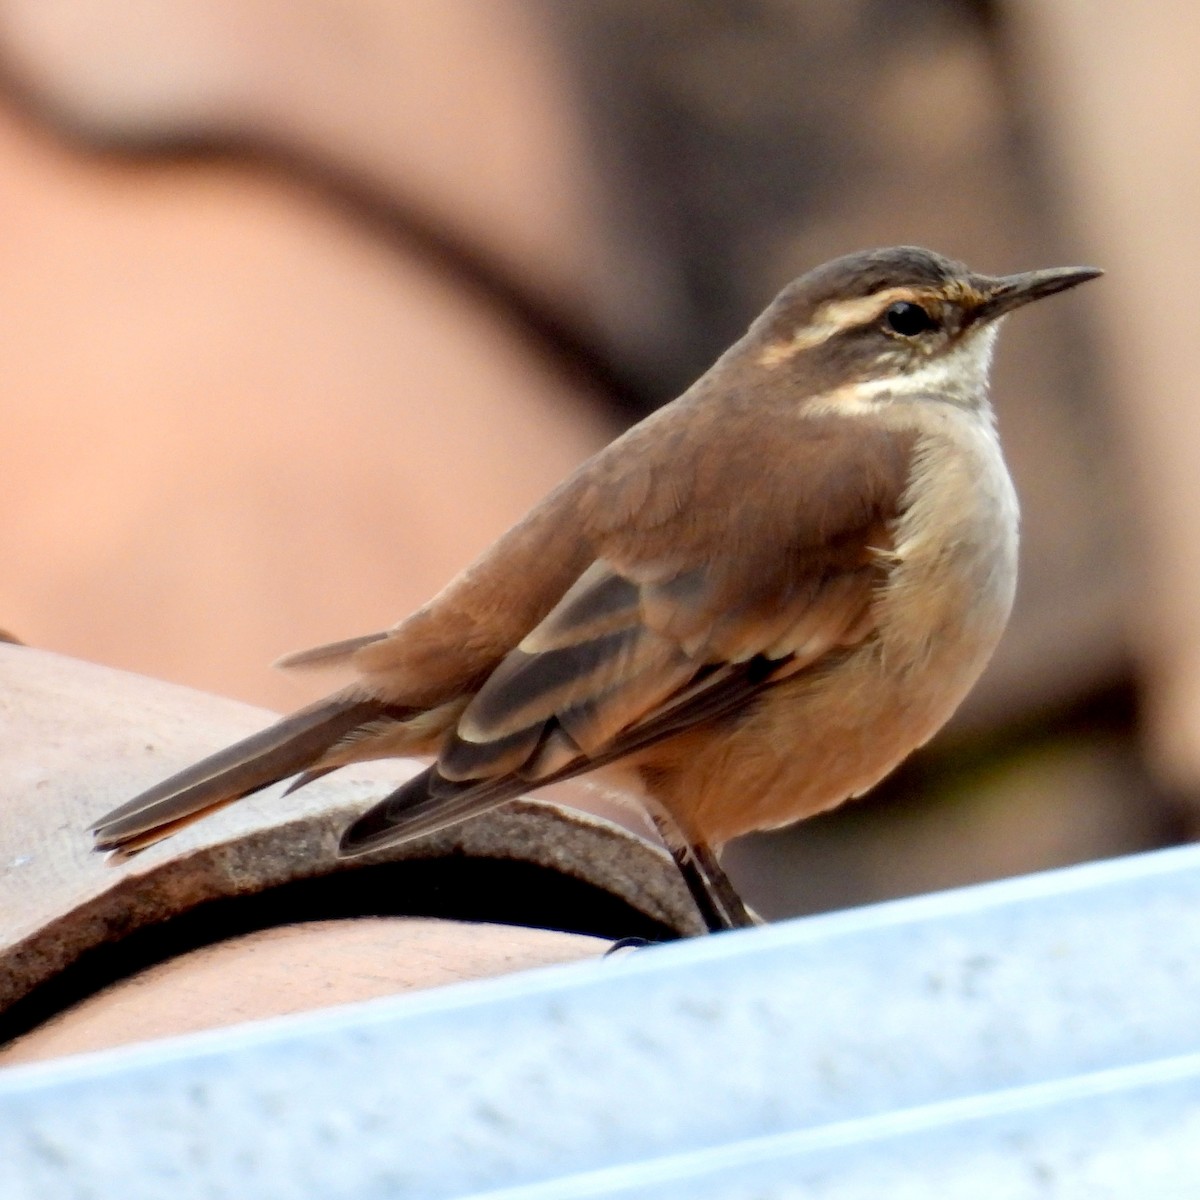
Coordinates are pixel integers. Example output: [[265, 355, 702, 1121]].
[[975, 263, 1102, 321]]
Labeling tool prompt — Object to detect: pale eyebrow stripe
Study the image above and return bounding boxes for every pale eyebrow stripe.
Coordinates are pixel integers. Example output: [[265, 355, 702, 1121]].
[[758, 286, 921, 366]]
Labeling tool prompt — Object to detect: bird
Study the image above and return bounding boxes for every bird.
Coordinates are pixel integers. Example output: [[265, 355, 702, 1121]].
[[90, 246, 1101, 933]]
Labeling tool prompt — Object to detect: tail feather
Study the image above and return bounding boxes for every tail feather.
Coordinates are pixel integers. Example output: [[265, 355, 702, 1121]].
[[281, 765, 340, 796], [274, 632, 388, 671], [338, 769, 525, 857], [91, 696, 383, 851]]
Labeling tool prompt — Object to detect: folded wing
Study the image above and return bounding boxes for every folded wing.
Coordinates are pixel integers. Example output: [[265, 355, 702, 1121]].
[[341, 414, 916, 852]]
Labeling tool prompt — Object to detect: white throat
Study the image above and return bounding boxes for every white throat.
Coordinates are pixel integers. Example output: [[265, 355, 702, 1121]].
[[861, 322, 1001, 411]]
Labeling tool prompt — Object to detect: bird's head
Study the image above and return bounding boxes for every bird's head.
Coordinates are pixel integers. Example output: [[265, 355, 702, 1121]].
[[749, 246, 1101, 411]]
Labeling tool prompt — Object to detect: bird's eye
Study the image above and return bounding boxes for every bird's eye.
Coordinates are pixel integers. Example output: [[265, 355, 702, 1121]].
[[884, 301, 936, 337]]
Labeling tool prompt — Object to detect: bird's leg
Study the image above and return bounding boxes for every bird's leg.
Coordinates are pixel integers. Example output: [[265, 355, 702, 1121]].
[[649, 811, 758, 933], [696, 840, 760, 929]]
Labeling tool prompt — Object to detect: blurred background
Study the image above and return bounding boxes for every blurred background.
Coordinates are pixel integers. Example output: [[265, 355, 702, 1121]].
[[0, 0, 1194, 919]]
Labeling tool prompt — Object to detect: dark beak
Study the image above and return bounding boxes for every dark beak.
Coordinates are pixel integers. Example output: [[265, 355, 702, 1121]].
[[975, 264, 1103, 323]]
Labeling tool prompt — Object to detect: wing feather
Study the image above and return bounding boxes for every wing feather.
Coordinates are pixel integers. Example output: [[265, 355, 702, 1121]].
[[421, 416, 915, 797], [336, 411, 917, 857]]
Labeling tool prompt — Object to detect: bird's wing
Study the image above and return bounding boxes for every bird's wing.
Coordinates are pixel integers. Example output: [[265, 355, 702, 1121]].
[[435, 550, 882, 788], [338, 415, 916, 854], [435, 414, 916, 788]]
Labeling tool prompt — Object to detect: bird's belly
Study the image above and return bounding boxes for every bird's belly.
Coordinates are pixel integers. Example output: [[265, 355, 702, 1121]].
[[654, 633, 991, 845]]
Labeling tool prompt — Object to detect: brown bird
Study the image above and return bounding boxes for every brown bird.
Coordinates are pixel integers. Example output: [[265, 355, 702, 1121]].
[[91, 247, 1101, 932]]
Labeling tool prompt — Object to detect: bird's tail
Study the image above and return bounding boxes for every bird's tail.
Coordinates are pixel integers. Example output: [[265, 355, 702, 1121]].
[[91, 695, 385, 852], [338, 769, 527, 857]]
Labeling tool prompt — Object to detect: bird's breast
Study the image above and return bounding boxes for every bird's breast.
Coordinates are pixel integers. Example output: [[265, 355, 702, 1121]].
[[876, 412, 1019, 674]]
